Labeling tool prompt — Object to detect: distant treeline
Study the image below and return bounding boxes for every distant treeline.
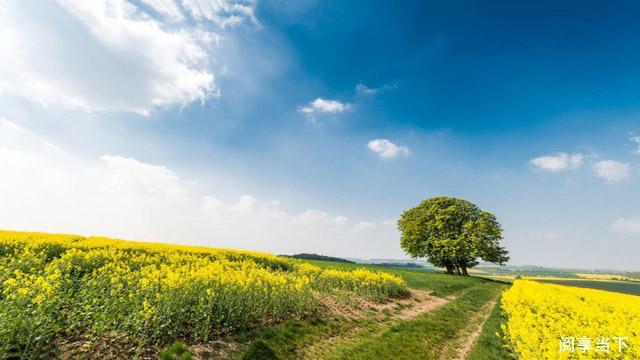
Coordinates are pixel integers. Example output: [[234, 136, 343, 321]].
[[375, 262, 424, 269], [281, 253, 355, 263], [626, 272, 640, 280]]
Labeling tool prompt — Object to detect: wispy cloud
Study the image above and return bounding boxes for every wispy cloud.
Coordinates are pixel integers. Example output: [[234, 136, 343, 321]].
[[356, 83, 379, 95], [355, 82, 398, 96], [631, 134, 640, 154], [367, 139, 410, 159], [593, 160, 630, 182], [529, 153, 583, 172], [179, 0, 258, 28], [611, 217, 640, 234]]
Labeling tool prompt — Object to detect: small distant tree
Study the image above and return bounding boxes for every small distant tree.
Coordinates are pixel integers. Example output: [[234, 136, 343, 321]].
[[398, 197, 509, 276]]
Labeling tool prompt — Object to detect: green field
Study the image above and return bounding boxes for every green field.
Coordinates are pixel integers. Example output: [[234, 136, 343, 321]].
[[533, 278, 640, 296], [227, 260, 511, 359]]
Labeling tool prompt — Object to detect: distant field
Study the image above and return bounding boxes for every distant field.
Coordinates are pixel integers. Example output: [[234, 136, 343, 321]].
[[474, 266, 581, 278], [534, 278, 640, 296], [576, 273, 630, 281]]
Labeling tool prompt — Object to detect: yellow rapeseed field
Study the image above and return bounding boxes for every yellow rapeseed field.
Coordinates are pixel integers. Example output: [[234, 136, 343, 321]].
[[501, 280, 640, 359], [0, 230, 406, 357]]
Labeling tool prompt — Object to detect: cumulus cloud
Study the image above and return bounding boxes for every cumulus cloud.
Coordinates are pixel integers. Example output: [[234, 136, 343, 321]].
[[0, 0, 255, 115], [0, 119, 403, 258], [298, 98, 350, 114], [611, 217, 640, 234], [529, 153, 583, 172], [593, 160, 630, 182], [367, 139, 410, 159], [297, 98, 351, 124]]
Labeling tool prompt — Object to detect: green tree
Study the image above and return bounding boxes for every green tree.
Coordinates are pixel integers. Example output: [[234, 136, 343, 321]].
[[398, 197, 509, 276]]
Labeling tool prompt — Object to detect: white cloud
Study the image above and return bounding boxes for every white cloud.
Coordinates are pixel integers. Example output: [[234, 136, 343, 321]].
[[139, 0, 185, 20], [298, 98, 350, 114], [100, 155, 192, 202], [611, 217, 640, 234], [592, 160, 630, 182], [529, 153, 583, 172], [0, 117, 21, 131], [0, 117, 62, 153], [0, 0, 256, 115], [631, 135, 640, 155], [0, 120, 404, 258], [181, 0, 258, 28], [367, 139, 410, 159]]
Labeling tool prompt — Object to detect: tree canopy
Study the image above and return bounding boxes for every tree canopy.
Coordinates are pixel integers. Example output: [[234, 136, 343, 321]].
[[398, 197, 509, 275]]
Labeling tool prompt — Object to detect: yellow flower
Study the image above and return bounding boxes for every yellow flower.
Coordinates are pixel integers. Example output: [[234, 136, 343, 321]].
[[17, 287, 29, 296]]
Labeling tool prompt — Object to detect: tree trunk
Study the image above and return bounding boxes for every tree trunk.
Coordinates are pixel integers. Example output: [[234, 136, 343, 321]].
[[461, 266, 469, 276], [445, 264, 454, 274], [455, 266, 462, 276]]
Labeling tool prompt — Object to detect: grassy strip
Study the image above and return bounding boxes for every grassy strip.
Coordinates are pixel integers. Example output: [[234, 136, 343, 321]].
[[228, 316, 378, 359], [318, 282, 505, 360], [466, 294, 514, 360]]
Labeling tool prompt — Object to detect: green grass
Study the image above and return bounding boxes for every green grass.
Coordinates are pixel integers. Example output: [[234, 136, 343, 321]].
[[229, 315, 357, 359], [321, 282, 506, 359], [534, 279, 640, 296], [466, 295, 514, 360], [159, 341, 193, 360], [229, 260, 508, 359]]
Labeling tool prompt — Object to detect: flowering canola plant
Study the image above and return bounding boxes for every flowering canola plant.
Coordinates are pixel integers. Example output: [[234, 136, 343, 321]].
[[501, 280, 640, 359], [0, 230, 406, 357]]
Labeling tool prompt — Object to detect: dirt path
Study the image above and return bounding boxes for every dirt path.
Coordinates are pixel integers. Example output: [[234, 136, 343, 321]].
[[439, 298, 498, 360], [302, 289, 453, 359], [314, 289, 451, 320], [395, 290, 452, 320]]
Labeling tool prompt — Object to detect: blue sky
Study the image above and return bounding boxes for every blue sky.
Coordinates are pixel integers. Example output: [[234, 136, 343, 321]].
[[0, 0, 639, 270]]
